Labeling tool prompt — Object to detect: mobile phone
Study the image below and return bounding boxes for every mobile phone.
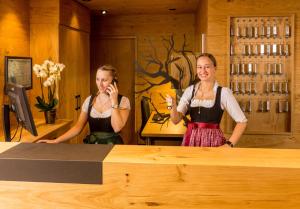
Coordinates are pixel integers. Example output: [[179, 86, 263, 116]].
[[105, 79, 117, 95], [112, 79, 117, 85]]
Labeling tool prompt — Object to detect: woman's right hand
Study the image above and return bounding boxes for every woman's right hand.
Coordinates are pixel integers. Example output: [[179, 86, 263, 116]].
[[166, 94, 182, 124], [36, 139, 59, 144], [166, 94, 175, 110]]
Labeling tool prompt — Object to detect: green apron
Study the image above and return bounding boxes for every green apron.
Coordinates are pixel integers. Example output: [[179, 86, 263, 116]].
[[83, 132, 123, 144]]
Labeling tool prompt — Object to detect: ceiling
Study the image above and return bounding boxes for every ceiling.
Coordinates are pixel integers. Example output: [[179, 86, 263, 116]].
[[76, 0, 200, 15]]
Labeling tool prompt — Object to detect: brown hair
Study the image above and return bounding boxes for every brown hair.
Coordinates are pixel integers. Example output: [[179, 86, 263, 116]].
[[196, 53, 217, 67], [97, 64, 118, 83]]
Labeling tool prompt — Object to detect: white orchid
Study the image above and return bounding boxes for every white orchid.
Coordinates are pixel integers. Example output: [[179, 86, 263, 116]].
[[43, 76, 55, 87], [49, 65, 58, 74], [44, 60, 55, 67], [34, 59, 65, 112], [57, 63, 65, 72], [33, 64, 47, 78]]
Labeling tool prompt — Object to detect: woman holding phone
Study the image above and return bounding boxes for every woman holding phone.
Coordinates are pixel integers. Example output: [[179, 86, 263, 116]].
[[38, 65, 130, 144]]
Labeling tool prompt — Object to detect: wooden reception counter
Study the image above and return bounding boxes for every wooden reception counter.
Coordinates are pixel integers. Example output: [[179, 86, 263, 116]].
[[0, 142, 300, 208]]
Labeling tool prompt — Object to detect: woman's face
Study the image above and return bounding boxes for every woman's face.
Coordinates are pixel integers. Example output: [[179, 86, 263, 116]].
[[196, 56, 216, 82], [96, 70, 113, 93]]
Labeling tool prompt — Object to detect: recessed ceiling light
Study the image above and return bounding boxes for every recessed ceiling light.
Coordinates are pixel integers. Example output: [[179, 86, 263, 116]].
[[101, 10, 107, 15]]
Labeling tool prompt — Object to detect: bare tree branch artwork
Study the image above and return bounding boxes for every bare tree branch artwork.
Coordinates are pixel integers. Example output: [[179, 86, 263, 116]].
[[135, 34, 197, 100]]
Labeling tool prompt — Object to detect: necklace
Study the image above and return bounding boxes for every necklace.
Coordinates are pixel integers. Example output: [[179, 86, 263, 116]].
[[196, 83, 202, 114], [95, 94, 111, 112], [196, 82, 214, 114]]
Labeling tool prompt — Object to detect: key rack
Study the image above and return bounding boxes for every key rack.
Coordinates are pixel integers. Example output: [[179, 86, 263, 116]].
[[227, 15, 294, 134]]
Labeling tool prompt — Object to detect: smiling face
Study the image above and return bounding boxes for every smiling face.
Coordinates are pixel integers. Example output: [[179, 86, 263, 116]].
[[196, 56, 216, 82], [96, 69, 113, 93]]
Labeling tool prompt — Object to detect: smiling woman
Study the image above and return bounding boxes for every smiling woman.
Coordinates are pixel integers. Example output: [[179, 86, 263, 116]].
[[166, 53, 247, 147], [37, 65, 131, 145]]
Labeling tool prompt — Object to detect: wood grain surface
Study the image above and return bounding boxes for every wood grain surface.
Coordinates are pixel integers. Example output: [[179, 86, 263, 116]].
[[0, 144, 299, 208]]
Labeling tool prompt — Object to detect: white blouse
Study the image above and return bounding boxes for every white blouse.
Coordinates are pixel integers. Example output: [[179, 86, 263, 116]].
[[81, 95, 130, 118], [177, 82, 247, 123]]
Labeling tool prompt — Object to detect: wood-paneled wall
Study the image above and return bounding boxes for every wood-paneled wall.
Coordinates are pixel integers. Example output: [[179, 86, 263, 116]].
[[59, 0, 91, 143], [60, 0, 90, 33], [92, 14, 196, 143], [29, 0, 60, 119], [0, 0, 30, 138], [30, 0, 90, 123], [195, 0, 207, 52], [58, 26, 90, 143], [0, 0, 90, 142], [200, 0, 300, 148]]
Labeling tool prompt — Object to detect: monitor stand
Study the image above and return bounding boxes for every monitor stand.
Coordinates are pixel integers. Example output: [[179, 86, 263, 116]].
[[2, 104, 11, 142]]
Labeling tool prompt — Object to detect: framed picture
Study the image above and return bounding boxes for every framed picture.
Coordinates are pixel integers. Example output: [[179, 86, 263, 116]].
[[5, 56, 33, 91]]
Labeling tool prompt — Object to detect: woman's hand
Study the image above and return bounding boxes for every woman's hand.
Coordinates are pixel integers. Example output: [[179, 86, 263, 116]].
[[36, 139, 59, 144], [165, 94, 175, 110], [106, 82, 119, 106], [166, 94, 182, 124]]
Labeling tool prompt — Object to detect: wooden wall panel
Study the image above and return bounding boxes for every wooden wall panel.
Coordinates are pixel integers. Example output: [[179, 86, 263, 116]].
[[58, 26, 90, 144], [204, 0, 300, 147], [195, 0, 207, 52], [0, 0, 90, 141], [92, 14, 195, 143], [58, 0, 91, 144], [60, 0, 91, 32], [30, 0, 59, 24], [30, 0, 90, 140], [29, 0, 60, 119], [0, 0, 30, 139]]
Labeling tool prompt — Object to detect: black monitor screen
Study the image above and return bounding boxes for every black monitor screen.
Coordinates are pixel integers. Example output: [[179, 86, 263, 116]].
[[5, 83, 37, 138]]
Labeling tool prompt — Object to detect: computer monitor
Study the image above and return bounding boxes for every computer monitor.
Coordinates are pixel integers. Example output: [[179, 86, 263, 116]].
[[3, 83, 37, 142]]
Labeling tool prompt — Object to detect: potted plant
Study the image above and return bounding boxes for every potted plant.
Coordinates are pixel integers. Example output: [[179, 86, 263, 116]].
[[33, 60, 65, 124]]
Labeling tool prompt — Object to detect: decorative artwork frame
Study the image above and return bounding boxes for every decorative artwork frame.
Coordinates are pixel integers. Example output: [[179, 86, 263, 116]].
[[5, 56, 33, 91]]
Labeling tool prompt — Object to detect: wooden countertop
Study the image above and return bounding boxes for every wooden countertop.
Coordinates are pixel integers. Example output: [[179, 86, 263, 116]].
[[105, 145, 300, 168], [0, 144, 300, 208]]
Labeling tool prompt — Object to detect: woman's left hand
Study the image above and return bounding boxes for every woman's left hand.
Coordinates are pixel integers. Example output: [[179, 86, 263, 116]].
[[106, 82, 119, 106]]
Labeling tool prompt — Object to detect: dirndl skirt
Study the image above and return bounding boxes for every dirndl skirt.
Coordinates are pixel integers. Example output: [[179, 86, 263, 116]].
[[182, 122, 226, 147]]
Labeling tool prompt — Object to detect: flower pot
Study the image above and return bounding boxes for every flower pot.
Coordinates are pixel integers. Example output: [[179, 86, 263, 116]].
[[44, 109, 56, 124]]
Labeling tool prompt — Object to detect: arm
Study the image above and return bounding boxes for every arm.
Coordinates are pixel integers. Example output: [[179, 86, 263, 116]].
[[111, 108, 130, 132], [107, 83, 130, 132], [227, 122, 247, 146], [37, 111, 88, 143], [221, 88, 247, 147], [166, 86, 193, 124], [166, 94, 183, 124]]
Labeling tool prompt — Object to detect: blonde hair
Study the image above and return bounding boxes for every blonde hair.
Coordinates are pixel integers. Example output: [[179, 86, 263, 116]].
[[92, 65, 119, 106], [97, 64, 118, 83]]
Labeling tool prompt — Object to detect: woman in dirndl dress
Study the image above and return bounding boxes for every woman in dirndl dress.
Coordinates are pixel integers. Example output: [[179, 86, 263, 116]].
[[166, 53, 247, 147]]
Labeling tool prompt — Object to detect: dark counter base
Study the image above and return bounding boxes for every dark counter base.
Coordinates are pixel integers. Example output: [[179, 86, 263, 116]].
[[0, 143, 113, 184]]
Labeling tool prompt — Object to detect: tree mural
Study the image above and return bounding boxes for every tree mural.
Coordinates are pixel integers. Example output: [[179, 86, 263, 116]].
[[135, 34, 198, 101], [135, 34, 198, 130]]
